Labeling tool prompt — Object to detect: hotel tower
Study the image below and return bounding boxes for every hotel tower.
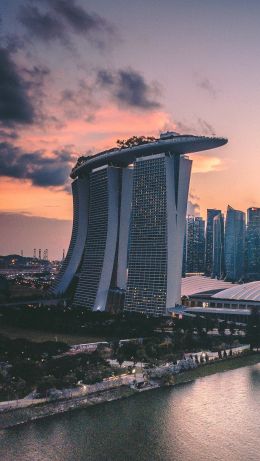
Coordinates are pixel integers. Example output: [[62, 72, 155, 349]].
[[52, 132, 227, 316]]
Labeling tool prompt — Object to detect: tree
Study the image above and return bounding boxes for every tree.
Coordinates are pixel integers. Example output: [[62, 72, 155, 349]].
[[117, 136, 156, 149], [218, 321, 226, 336], [246, 307, 260, 351], [116, 354, 124, 368], [36, 375, 58, 396], [229, 322, 236, 336]]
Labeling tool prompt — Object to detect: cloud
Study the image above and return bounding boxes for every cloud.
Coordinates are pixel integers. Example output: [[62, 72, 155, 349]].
[[0, 142, 76, 189], [0, 130, 19, 140], [19, 1, 116, 49], [174, 117, 215, 136], [191, 154, 223, 173], [60, 79, 98, 120], [97, 69, 161, 110], [187, 200, 200, 217], [197, 78, 217, 98], [51, 0, 116, 44], [0, 47, 34, 126], [187, 192, 200, 216], [19, 5, 69, 45], [197, 118, 215, 136]]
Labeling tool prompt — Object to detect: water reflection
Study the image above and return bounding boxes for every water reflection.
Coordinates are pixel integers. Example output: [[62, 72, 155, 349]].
[[249, 364, 260, 388], [0, 365, 260, 461]]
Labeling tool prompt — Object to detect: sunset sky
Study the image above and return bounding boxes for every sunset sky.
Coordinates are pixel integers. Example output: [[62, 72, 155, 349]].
[[1, 0, 260, 259]]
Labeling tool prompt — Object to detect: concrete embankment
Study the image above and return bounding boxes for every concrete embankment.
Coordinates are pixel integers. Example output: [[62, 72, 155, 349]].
[[0, 386, 136, 430]]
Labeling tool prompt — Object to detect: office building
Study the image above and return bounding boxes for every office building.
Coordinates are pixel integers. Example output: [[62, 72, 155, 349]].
[[205, 209, 222, 276], [224, 205, 245, 281], [212, 212, 225, 279], [183, 216, 205, 274], [246, 207, 260, 280]]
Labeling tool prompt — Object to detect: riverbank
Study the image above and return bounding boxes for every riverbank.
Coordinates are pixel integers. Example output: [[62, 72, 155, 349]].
[[0, 386, 136, 430], [173, 352, 260, 385], [1, 352, 259, 430]]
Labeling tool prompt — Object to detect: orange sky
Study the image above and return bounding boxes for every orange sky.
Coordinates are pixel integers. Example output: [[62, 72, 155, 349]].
[[1, 0, 260, 258]]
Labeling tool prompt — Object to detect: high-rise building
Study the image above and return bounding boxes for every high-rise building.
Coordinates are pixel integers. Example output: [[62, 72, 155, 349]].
[[52, 132, 227, 316], [182, 221, 187, 276], [212, 212, 225, 279], [224, 205, 245, 281], [205, 209, 222, 276], [246, 207, 260, 280], [183, 216, 205, 274]]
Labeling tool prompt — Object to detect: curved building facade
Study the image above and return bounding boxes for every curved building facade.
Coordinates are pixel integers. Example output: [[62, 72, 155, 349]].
[[52, 132, 227, 316]]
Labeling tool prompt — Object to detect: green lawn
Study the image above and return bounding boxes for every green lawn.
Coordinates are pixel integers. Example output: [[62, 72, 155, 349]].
[[0, 325, 106, 345]]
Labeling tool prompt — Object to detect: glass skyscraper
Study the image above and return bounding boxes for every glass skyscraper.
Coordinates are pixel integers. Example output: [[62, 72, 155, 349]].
[[183, 216, 205, 274], [212, 212, 225, 279], [224, 205, 245, 282], [205, 209, 222, 276], [246, 207, 260, 280]]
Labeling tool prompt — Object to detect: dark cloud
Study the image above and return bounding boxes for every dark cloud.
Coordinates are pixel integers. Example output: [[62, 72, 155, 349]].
[[3, 34, 26, 53], [23, 65, 50, 81], [97, 69, 161, 110], [0, 142, 76, 189], [19, 5, 68, 44], [19, 1, 116, 49], [0, 130, 19, 140], [19, 64, 62, 129], [52, 0, 115, 37], [0, 47, 34, 126], [22, 65, 50, 104], [197, 78, 217, 98]]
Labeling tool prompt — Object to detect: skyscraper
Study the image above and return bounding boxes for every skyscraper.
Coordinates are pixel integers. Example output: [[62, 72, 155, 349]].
[[205, 209, 222, 276], [52, 133, 227, 316], [246, 207, 260, 280], [212, 212, 225, 279], [183, 216, 205, 274], [224, 205, 245, 282]]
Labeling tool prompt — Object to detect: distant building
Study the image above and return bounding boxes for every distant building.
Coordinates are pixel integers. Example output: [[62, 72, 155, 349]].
[[176, 276, 260, 326], [205, 209, 222, 276], [246, 207, 260, 280], [183, 216, 205, 274], [181, 278, 260, 319], [212, 212, 225, 279], [224, 205, 245, 281]]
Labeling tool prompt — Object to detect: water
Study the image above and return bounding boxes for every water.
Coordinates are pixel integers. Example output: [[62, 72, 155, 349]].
[[1, 365, 260, 461]]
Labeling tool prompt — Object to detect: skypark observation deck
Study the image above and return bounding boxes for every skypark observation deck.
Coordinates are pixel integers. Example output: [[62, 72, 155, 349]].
[[53, 132, 227, 316], [70, 134, 227, 179]]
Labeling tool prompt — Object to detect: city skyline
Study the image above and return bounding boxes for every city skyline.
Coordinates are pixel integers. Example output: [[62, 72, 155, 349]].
[[1, 1, 260, 259]]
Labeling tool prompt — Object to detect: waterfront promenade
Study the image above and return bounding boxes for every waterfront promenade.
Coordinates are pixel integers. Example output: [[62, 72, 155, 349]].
[[1, 348, 259, 430]]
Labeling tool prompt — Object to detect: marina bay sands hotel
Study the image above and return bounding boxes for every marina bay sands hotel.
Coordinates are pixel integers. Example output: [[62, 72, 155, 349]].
[[52, 132, 227, 316]]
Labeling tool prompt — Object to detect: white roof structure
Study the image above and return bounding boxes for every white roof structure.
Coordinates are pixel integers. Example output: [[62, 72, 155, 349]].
[[181, 276, 237, 297], [212, 281, 260, 301]]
